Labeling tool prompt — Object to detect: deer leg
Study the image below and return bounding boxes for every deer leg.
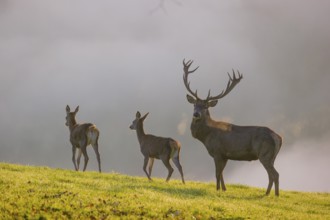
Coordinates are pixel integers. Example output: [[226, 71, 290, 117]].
[[272, 166, 280, 196], [260, 160, 277, 196], [214, 158, 227, 191], [274, 168, 280, 196], [143, 156, 152, 181], [76, 149, 82, 171], [172, 156, 185, 184], [266, 172, 273, 195], [72, 146, 78, 171], [220, 159, 228, 191], [148, 158, 154, 177], [161, 156, 174, 182], [92, 142, 101, 173], [79, 140, 89, 172]]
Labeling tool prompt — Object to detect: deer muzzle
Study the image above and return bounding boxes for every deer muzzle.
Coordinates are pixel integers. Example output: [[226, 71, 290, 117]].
[[193, 112, 201, 118]]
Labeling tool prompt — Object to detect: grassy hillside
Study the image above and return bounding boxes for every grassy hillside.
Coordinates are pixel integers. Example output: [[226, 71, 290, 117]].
[[0, 163, 329, 219]]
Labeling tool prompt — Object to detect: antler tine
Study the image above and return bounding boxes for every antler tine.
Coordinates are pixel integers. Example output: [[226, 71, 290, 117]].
[[183, 59, 200, 99], [183, 59, 192, 67], [207, 69, 243, 101], [206, 89, 211, 100], [183, 59, 199, 73]]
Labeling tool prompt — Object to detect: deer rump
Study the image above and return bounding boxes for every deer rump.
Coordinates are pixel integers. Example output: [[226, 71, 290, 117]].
[[71, 123, 99, 147]]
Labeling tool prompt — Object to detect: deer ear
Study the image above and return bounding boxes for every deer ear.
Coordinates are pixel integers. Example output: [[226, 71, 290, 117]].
[[74, 106, 79, 113], [186, 94, 196, 104], [208, 100, 218, 107], [141, 112, 149, 121], [66, 105, 70, 113], [136, 111, 141, 118]]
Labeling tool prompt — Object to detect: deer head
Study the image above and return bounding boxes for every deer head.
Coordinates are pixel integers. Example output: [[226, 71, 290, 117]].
[[183, 59, 243, 120], [65, 105, 79, 127], [129, 111, 149, 130]]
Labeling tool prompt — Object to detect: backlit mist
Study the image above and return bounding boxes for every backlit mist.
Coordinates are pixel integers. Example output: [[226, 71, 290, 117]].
[[0, 0, 329, 192]]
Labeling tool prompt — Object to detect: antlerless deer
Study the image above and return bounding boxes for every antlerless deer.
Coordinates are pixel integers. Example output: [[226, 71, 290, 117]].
[[130, 111, 185, 184], [182, 59, 282, 196], [65, 105, 101, 172]]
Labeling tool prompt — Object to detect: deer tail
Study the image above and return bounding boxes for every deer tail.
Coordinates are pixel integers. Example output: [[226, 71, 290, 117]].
[[87, 125, 99, 145], [168, 139, 180, 159], [271, 133, 282, 160]]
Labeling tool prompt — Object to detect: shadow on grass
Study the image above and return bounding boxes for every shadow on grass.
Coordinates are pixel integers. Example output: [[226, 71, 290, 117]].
[[220, 218, 245, 220], [146, 183, 209, 198], [223, 194, 268, 201]]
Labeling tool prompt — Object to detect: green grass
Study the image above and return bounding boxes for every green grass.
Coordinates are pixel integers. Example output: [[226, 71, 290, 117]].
[[0, 162, 329, 219]]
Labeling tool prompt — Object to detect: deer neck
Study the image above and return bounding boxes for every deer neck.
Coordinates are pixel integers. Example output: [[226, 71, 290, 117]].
[[191, 112, 212, 143], [191, 110, 231, 143], [68, 119, 78, 133], [136, 121, 146, 145]]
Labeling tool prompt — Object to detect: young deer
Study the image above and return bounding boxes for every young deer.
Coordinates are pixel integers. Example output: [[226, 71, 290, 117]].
[[182, 59, 282, 196], [65, 105, 101, 172], [129, 111, 185, 184]]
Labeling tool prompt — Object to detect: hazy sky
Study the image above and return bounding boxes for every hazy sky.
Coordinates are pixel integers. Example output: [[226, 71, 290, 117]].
[[1, 0, 329, 192]]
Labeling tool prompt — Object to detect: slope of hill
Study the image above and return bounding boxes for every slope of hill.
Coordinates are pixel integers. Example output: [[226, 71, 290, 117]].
[[0, 162, 329, 219]]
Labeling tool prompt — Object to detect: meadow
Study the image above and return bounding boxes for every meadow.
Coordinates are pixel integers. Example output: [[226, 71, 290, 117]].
[[0, 162, 329, 219]]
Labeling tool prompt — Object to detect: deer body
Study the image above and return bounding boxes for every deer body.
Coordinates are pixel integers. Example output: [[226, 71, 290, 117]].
[[192, 118, 281, 162], [138, 135, 179, 160], [65, 105, 101, 172], [183, 59, 282, 196], [130, 111, 185, 183]]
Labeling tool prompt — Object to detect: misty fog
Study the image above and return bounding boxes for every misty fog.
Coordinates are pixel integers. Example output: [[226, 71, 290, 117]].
[[0, 0, 329, 192]]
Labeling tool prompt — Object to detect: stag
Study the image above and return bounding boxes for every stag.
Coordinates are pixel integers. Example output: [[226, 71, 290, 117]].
[[129, 111, 185, 184], [182, 60, 282, 196], [65, 105, 101, 172]]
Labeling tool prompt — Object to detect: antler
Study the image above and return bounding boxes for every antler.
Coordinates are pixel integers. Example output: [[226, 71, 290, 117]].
[[206, 70, 243, 101], [183, 59, 200, 99]]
